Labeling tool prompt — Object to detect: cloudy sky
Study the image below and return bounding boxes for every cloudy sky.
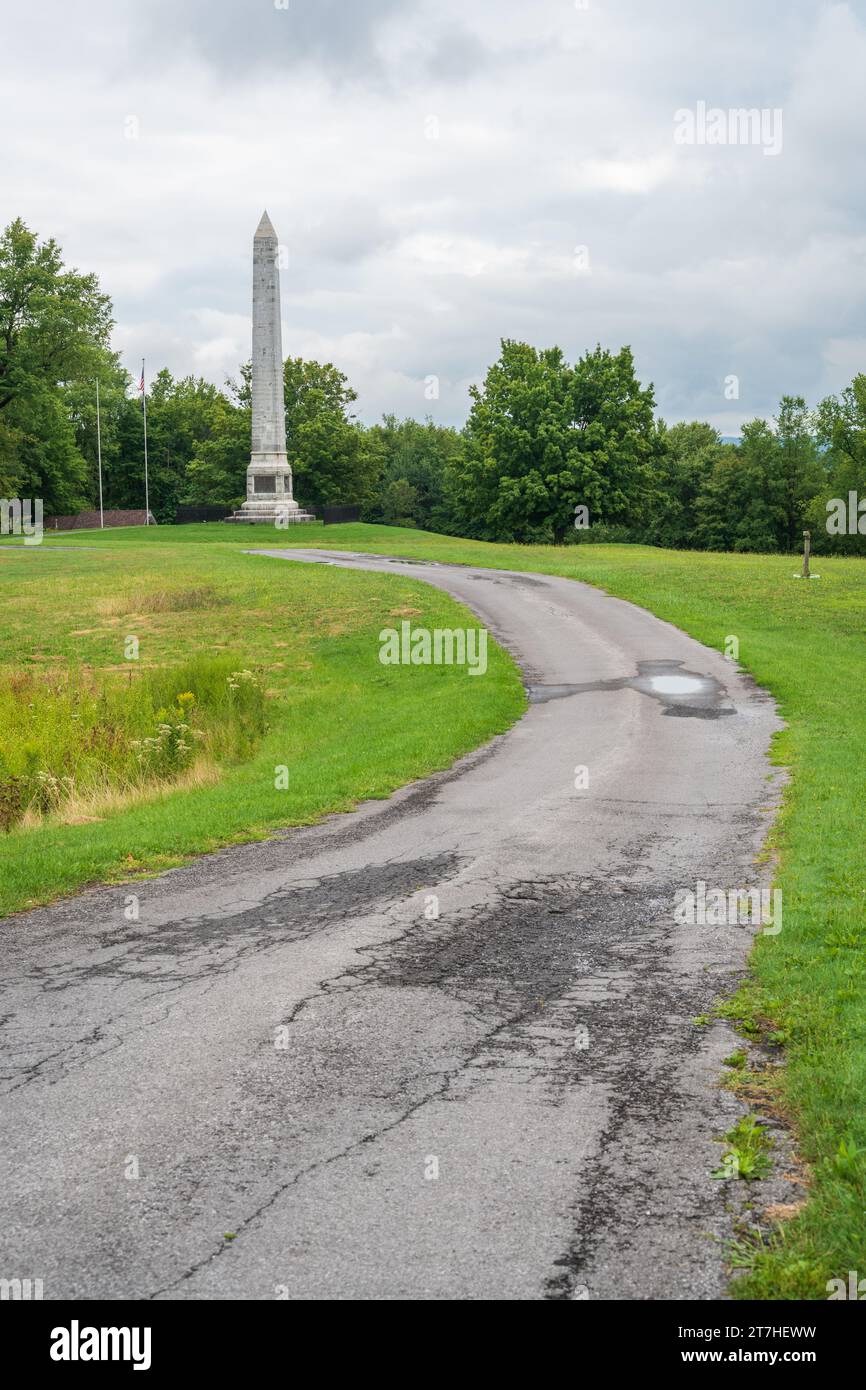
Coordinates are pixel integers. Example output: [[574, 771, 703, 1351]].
[[2, 0, 864, 432]]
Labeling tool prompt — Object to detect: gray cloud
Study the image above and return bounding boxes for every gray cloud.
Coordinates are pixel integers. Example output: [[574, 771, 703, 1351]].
[[136, 0, 415, 80], [1, 0, 864, 433]]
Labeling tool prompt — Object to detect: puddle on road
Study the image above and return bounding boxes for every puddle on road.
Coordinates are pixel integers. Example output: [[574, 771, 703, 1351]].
[[648, 675, 703, 695], [528, 660, 735, 719]]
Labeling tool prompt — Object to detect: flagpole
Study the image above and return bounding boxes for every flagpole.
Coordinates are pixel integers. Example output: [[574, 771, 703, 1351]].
[[95, 379, 104, 529], [141, 357, 150, 525]]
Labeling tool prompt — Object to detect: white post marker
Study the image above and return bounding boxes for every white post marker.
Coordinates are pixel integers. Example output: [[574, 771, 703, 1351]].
[[793, 529, 820, 579]]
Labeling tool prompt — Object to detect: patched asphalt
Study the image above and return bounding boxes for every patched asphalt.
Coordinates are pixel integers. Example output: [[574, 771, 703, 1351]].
[[0, 552, 786, 1300]]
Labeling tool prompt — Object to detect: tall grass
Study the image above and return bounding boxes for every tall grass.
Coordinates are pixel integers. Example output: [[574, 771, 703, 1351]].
[[0, 655, 267, 831]]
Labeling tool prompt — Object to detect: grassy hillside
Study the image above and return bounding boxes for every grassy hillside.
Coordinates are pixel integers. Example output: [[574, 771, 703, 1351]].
[[0, 532, 524, 916], [4, 519, 866, 1297]]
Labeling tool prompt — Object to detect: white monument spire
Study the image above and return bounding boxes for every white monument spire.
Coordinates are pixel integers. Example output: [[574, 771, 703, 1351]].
[[255, 209, 277, 239], [228, 211, 314, 524], [250, 210, 289, 473]]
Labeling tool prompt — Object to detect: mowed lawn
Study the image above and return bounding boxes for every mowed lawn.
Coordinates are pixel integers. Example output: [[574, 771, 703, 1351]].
[[4, 520, 866, 1298], [0, 533, 524, 916]]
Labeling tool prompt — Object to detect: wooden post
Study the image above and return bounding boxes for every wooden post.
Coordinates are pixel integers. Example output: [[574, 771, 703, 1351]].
[[802, 530, 811, 578]]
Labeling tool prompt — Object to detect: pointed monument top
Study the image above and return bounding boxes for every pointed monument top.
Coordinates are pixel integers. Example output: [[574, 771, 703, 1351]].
[[254, 210, 277, 240]]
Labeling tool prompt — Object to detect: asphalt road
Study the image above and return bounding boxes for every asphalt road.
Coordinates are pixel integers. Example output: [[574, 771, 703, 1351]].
[[0, 551, 785, 1300]]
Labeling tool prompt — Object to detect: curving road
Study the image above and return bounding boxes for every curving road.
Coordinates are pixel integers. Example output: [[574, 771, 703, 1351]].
[[0, 551, 784, 1300]]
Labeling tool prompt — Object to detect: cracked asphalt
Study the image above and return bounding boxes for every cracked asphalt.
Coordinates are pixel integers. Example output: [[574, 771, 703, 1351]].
[[0, 551, 785, 1300]]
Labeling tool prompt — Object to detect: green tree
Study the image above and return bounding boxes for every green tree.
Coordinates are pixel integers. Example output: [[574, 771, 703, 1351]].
[[95, 368, 242, 520], [566, 344, 660, 541], [143, 371, 228, 520], [4, 384, 90, 515], [775, 395, 822, 552], [283, 357, 382, 510], [0, 417, 25, 496], [185, 370, 251, 508], [643, 421, 728, 549], [379, 477, 420, 526], [365, 414, 460, 530], [63, 349, 135, 513], [0, 217, 112, 511], [695, 421, 785, 552], [446, 340, 659, 543], [807, 375, 866, 554]]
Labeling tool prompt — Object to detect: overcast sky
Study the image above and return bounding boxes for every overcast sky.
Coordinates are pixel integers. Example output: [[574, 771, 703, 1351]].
[[2, 0, 864, 432]]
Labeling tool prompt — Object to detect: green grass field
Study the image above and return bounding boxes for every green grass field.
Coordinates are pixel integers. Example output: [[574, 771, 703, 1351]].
[[0, 530, 524, 916], [3, 519, 865, 1298]]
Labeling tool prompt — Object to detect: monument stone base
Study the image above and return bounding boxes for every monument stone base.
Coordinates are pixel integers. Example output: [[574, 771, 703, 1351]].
[[225, 454, 316, 525], [226, 501, 317, 525]]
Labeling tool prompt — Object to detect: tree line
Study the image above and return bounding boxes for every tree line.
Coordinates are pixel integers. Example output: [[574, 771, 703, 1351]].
[[2, 216, 865, 553]]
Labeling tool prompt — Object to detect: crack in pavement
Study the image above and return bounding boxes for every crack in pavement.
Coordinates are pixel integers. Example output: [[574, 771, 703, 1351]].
[[0, 553, 786, 1300]]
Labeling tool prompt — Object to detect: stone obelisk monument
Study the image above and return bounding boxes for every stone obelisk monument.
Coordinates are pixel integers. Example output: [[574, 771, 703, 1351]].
[[228, 211, 314, 523]]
